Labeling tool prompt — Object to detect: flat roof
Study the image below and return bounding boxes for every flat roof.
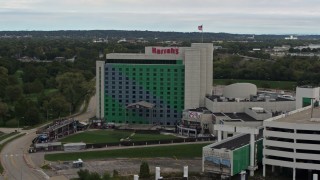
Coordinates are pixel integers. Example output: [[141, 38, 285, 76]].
[[273, 106, 320, 124], [211, 128, 263, 150], [213, 112, 261, 122]]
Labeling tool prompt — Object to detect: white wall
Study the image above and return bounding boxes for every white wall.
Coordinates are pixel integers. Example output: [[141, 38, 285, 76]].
[[296, 87, 320, 109], [223, 83, 257, 99], [205, 98, 295, 113], [184, 49, 201, 109], [263, 115, 320, 171], [96, 61, 105, 119]]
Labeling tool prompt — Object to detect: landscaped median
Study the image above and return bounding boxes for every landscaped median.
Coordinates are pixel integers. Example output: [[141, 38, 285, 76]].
[[45, 143, 210, 161], [0, 133, 26, 174]]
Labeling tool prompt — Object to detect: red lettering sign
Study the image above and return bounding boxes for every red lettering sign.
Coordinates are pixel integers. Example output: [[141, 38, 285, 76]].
[[151, 47, 179, 55]]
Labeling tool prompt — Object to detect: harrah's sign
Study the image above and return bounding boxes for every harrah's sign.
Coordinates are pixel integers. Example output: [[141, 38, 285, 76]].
[[152, 47, 179, 55]]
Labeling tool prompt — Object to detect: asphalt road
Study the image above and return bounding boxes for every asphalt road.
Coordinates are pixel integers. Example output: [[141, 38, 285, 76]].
[[0, 94, 97, 180], [1, 131, 48, 180]]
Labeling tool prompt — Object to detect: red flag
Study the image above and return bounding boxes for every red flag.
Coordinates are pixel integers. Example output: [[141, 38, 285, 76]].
[[198, 25, 203, 31]]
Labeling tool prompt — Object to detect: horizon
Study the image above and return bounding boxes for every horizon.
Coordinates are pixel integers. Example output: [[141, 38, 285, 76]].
[[1, 0, 320, 34], [0, 29, 319, 36]]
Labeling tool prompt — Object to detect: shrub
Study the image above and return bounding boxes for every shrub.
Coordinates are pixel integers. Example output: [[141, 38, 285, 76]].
[[113, 170, 119, 177], [139, 161, 150, 179]]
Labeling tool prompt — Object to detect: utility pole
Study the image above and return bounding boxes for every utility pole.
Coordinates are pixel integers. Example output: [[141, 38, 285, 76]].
[[311, 98, 316, 118]]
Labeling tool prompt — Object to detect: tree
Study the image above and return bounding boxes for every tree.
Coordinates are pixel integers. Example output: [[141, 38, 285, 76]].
[[113, 170, 119, 177], [24, 106, 40, 126], [77, 169, 90, 180], [139, 161, 150, 179], [0, 66, 9, 98], [48, 94, 70, 118], [56, 72, 94, 113], [102, 172, 111, 180], [5, 85, 23, 102], [0, 102, 8, 126], [77, 169, 102, 180]]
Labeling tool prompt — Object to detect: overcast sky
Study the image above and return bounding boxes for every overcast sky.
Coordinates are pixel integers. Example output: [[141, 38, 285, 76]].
[[0, 0, 319, 34]]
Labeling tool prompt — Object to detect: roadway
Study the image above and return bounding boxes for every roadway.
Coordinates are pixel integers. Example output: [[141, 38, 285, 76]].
[[1, 131, 48, 180], [0, 94, 96, 180]]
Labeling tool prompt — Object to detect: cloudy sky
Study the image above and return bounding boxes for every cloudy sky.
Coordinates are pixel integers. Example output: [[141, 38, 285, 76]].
[[0, 0, 319, 34]]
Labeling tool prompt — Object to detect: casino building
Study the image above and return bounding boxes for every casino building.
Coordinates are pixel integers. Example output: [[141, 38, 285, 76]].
[[96, 43, 213, 125]]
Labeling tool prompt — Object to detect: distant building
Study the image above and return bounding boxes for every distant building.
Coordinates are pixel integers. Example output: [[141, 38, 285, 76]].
[[93, 38, 108, 43], [53, 57, 66, 62], [117, 38, 127, 43], [285, 35, 298, 40]]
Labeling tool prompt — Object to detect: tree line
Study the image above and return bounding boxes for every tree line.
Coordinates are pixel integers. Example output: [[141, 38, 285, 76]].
[[0, 58, 94, 127], [213, 54, 320, 86]]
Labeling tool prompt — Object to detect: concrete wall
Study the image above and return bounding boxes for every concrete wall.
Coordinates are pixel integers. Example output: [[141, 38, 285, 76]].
[[296, 86, 320, 109], [96, 61, 105, 119], [184, 43, 213, 109], [184, 49, 201, 109], [245, 108, 272, 120], [205, 98, 295, 113], [264, 111, 320, 171], [191, 43, 214, 100]]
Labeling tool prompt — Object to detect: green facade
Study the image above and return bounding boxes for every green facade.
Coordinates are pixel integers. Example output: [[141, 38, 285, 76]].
[[232, 144, 250, 176], [104, 61, 185, 124], [303, 97, 312, 107], [232, 139, 263, 176]]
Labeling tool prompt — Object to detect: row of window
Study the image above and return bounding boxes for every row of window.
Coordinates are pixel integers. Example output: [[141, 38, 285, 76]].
[[107, 72, 183, 77], [106, 95, 183, 100], [106, 86, 183, 91], [266, 127, 320, 134], [106, 112, 180, 118], [106, 108, 179, 113], [106, 99, 183, 106], [105, 87, 184, 95], [106, 77, 183, 82], [106, 67, 184, 73]]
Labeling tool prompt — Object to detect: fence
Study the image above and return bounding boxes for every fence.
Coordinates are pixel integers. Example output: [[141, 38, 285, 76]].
[[86, 137, 215, 149]]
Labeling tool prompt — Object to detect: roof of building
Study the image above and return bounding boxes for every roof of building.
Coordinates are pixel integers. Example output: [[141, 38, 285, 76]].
[[186, 107, 211, 113], [211, 128, 263, 150], [63, 143, 86, 147], [212, 112, 261, 122], [270, 106, 320, 124]]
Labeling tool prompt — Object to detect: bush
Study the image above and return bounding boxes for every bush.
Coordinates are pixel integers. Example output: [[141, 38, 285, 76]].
[[77, 169, 90, 180], [102, 172, 111, 180], [113, 170, 119, 177], [139, 162, 150, 179]]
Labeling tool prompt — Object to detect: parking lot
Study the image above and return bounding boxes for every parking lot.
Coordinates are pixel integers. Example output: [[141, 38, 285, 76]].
[[46, 157, 202, 179]]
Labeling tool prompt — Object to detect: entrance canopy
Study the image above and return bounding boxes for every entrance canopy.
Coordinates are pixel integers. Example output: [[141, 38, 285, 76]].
[[126, 101, 155, 109]]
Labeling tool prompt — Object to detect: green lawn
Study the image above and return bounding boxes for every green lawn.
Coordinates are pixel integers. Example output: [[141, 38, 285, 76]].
[[213, 79, 296, 90], [45, 143, 210, 161], [0, 132, 19, 142], [60, 130, 179, 144]]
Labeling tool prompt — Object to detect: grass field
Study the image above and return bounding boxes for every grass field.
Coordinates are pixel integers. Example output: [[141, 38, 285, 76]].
[[60, 130, 179, 144], [45, 143, 210, 161], [213, 79, 296, 90]]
